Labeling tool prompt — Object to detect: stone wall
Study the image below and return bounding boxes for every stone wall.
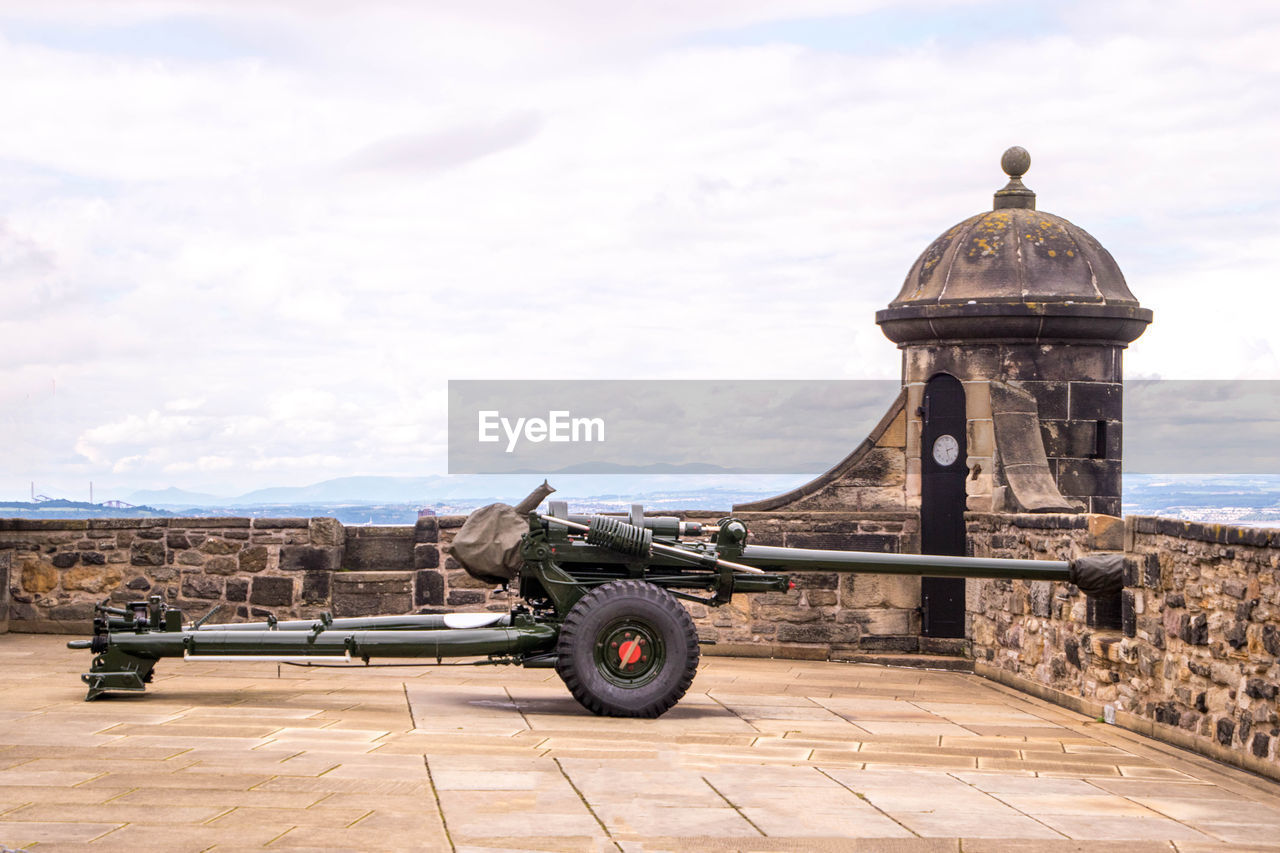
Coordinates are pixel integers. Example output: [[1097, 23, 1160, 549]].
[[0, 515, 507, 632], [686, 510, 920, 659], [967, 512, 1280, 780], [0, 549, 9, 634], [965, 512, 1109, 691], [1126, 517, 1280, 775]]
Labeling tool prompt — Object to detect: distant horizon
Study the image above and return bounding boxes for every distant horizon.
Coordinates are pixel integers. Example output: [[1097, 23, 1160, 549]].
[[8, 470, 1280, 508], [4, 470, 1278, 531]]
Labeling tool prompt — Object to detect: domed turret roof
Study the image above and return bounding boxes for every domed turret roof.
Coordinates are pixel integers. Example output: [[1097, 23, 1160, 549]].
[[876, 148, 1152, 346]]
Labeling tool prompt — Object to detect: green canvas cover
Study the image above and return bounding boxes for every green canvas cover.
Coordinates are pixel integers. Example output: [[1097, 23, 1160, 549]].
[[450, 481, 555, 585]]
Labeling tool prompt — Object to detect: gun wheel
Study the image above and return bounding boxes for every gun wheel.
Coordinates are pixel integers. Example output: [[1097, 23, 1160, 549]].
[[555, 580, 699, 718]]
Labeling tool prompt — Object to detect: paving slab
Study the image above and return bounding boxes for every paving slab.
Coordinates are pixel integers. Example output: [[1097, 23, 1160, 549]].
[[1, 633, 1279, 852]]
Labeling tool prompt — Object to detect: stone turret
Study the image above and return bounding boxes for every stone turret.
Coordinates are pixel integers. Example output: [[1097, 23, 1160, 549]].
[[876, 147, 1152, 516]]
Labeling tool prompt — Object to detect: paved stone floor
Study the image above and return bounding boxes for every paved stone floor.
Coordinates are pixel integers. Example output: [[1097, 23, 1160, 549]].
[[2, 634, 1279, 852]]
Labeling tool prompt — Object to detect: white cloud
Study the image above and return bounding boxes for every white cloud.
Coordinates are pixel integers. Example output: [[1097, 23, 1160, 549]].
[[1, 0, 1278, 497]]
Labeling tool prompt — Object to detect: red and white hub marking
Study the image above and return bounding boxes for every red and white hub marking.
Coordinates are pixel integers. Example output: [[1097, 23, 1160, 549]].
[[611, 633, 647, 669], [618, 638, 642, 667]]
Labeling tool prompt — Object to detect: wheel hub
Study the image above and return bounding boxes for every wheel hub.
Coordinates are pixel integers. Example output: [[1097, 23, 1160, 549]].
[[595, 620, 664, 687]]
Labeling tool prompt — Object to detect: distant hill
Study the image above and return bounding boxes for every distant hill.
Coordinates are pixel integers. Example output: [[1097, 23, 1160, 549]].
[[126, 486, 229, 506], [540, 462, 772, 475], [233, 476, 455, 504], [126, 474, 817, 507], [0, 500, 173, 519]]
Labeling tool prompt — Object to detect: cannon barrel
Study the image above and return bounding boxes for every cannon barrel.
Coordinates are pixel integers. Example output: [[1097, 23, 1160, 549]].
[[737, 545, 1071, 581], [737, 546, 1124, 597]]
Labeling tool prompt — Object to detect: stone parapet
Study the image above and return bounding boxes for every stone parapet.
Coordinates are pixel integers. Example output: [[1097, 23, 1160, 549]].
[[332, 571, 415, 617], [342, 526, 415, 570], [0, 550, 9, 634], [0, 515, 508, 632], [968, 511, 1280, 781]]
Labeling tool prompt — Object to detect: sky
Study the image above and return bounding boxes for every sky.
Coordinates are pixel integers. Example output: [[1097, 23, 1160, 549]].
[[2, 0, 1278, 501]]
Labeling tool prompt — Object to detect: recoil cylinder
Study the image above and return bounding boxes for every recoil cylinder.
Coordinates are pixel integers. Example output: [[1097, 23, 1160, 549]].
[[586, 516, 653, 556]]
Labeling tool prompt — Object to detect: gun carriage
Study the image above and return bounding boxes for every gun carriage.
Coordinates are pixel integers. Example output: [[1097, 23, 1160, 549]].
[[70, 484, 1122, 717]]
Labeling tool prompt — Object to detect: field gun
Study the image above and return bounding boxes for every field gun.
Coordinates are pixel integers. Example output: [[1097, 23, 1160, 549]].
[[70, 484, 1123, 717]]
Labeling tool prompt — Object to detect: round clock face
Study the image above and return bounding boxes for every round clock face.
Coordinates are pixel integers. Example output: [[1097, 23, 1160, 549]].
[[932, 434, 960, 467]]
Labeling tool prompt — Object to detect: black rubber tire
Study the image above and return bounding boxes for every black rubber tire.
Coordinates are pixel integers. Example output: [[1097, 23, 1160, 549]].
[[555, 580, 700, 718]]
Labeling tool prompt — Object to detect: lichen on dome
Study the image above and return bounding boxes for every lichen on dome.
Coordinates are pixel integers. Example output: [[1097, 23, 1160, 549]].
[[890, 149, 1138, 307], [876, 148, 1152, 346]]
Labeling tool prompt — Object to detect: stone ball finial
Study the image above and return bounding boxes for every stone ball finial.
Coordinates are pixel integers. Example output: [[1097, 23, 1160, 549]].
[[994, 146, 1035, 210], [1001, 146, 1030, 178]]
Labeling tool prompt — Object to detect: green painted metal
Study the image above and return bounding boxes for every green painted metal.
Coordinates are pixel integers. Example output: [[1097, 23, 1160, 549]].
[[736, 544, 1072, 581], [200, 613, 514, 632], [81, 645, 158, 701], [72, 502, 1113, 711], [110, 625, 555, 659], [78, 619, 555, 700]]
